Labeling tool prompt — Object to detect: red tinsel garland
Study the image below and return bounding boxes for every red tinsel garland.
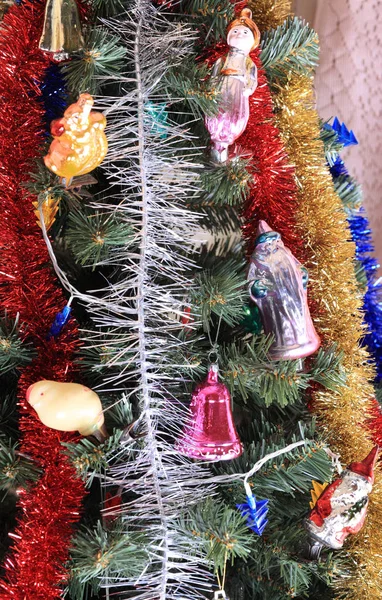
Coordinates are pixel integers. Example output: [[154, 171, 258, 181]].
[[0, 2, 85, 598], [238, 49, 307, 262]]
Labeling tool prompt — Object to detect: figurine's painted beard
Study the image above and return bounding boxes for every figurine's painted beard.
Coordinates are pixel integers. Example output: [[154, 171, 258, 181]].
[[331, 472, 372, 507], [257, 241, 282, 258]]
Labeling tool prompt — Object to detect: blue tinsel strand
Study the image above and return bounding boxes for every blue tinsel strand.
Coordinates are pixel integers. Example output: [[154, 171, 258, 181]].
[[329, 118, 382, 381], [40, 63, 68, 133], [330, 156, 348, 178]]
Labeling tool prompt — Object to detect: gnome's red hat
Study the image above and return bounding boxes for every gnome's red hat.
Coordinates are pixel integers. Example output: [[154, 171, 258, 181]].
[[348, 446, 379, 483]]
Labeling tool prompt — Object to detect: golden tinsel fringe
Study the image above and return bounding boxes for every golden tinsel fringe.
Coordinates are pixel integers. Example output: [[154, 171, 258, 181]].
[[272, 74, 382, 600], [248, 0, 292, 32]]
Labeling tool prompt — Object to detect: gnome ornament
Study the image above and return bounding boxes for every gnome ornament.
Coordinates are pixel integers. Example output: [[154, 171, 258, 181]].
[[176, 364, 243, 461], [205, 8, 260, 163], [247, 221, 321, 360], [305, 446, 379, 557]]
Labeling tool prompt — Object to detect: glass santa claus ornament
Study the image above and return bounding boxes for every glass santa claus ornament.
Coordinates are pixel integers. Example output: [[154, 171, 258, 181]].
[[176, 364, 243, 461], [305, 446, 379, 557], [205, 8, 260, 163], [247, 221, 321, 360]]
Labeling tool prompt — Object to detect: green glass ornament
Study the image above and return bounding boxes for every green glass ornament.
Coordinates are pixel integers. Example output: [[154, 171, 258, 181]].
[[144, 101, 168, 139], [241, 304, 262, 334]]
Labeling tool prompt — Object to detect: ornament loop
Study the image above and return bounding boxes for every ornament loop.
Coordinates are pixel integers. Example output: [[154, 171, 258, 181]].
[[208, 349, 219, 365]]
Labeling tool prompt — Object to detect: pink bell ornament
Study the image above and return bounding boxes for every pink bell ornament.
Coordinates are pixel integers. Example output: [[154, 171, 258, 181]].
[[176, 364, 243, 461], [247, 221, 321, 360]]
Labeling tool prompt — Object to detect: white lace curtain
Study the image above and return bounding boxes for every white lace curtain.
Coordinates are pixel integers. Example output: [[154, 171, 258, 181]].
[[293, 0, 382, 269]]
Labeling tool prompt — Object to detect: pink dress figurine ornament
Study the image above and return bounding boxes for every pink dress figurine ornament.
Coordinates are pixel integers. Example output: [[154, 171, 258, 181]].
[[205, 8, 260, 163], [247, 221, 321, 360]]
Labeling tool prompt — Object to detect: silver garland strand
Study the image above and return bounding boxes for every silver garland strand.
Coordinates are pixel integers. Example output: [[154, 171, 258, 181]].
[[52, 1, 217, 597]]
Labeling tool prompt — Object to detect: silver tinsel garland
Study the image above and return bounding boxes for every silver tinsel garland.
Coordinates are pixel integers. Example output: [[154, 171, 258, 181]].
[[40, 1, 218, 597]]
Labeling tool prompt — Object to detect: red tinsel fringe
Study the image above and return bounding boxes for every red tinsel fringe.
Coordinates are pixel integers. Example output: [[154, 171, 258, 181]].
[[0, 2, 85, 598], [238, 50, 307, 261]]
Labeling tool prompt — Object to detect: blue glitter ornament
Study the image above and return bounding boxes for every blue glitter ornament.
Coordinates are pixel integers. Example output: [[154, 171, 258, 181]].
[[237, 493, 269, 535]]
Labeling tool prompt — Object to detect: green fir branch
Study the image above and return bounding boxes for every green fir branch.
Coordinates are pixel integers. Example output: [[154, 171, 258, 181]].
[[200, 158, 251, 207], [66, 208, 134, 269], [243, 540, 314, 599], [179, 0, 234, 44], [164, 60, 220, 119], [182, 499, 253, 575], [0, 394, 19, 441], [191, 258, 247, 331], [26, 161, 71, 204], [197, 205, 243, 237], [309, 344, 347, 391], [220, 338, 307, 407], [333, 174, 363, 214], [261, 17, 319, 81], [354, 259, 368, 294], [103, 394, 134, 431], [0, 441, 41, 492], [0, 313, 35, 376], [67, 520, 148, 598], [62, 27, 127, 95], [320, 122, 344, 166], [220, 339, 346, 407], [222, 435, 332, 501], [62, 430, 125, 487], [90, 0, 124, 18]]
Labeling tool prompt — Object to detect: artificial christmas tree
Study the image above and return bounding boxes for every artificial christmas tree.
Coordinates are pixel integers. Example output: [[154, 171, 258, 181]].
[[0, 0, 381, 599]]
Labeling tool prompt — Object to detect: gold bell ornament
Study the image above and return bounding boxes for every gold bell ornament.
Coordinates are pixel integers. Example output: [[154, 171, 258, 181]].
[[39, 0, 84, 62], [27, 380, 107, 441], [44, 93, 108, 187]]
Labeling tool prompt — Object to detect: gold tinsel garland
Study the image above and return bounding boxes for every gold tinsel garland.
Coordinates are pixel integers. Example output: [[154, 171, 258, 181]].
[[244, 1, 382, 596], [248, 0, 292, 31], [273, 74, 382, 600]]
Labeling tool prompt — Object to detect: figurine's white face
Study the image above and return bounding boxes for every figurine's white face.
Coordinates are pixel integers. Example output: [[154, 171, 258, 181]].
[[227, 25, 255, 54]]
